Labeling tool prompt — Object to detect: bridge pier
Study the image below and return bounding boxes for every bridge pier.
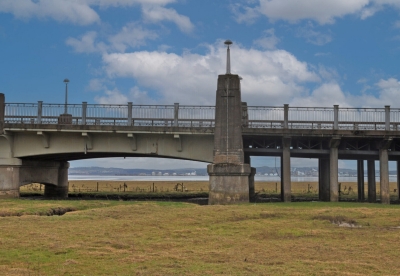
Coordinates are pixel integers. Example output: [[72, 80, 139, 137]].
[[379, 148, 390, 204], [208, 73, 255, 205], [397, 161, 400, 201], [367, 160, 376, 202], [357, 160, 365, 201], [281, 137, 291, 202], [0, 159, 69, 198], [329, 138, 340, 202], [318, 158, 330, 201]]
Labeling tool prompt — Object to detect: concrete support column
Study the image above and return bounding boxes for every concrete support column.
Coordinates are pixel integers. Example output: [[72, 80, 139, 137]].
[[318, 158, 330, 201], [281, 137, 291, 202], [379, 149, 390, 204], [357, 160, 365, 201], [329, 137, 340, 202], [0, 93, 5, 133], [397, 161, 400, 201], [44, 162, 69, 198], [249, 167, 256, 202], [367, 160, 376, 203]]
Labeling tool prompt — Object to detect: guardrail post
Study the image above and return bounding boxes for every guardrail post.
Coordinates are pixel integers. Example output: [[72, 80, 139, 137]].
[[385, 105, 390, 131], [283, 104, 289, 129], [128, 102, 132, 126], [334, 105, 338, 130], [174, 103, 179, 127], [82, 102, 87, 125], [37, 101, 42, 124]]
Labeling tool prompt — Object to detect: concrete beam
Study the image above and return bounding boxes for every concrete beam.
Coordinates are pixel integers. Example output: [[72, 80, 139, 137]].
[[174, 134, 182, 152], [82, 132, 92, 150], [37, 131, 49, 148], [127, 133, 137, 151]]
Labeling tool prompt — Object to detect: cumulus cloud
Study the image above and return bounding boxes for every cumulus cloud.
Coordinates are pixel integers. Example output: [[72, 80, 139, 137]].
[[67, 23, 158, 53], [253, 29, 280, 49], [108, 22, 158, 52], [236, 0, 400, 25], [0, 0, 191, 30], [258, 0, 370, 24], [100, 42, 320, 105], [296, 23, 333, 45], [0, 0, 100, 25], [142, 5, 194, 33], [230, 2, 261, 24]]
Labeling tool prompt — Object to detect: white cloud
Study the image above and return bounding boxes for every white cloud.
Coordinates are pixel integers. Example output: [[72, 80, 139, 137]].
[[101, 42, 320, 105], [67, 23, 158, 53], [66, 31, 103, 53], [0, 0, 100, 25], [108, 22, 158, 52], [296, 23, 333, 45], [230, 3, 261, 24], [142, 5, 194, 33], [258, 0, 370, 24], [290, 82, 349, 107], [95, 88, 129, 104], [253, 28, 280, 50]]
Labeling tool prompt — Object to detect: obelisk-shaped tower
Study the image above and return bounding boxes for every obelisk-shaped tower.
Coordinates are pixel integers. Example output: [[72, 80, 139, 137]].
[[207, 40, 255, 205]]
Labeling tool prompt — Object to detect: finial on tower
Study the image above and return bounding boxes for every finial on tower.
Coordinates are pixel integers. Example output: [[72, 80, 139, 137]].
[[224, 40, 232, 74]]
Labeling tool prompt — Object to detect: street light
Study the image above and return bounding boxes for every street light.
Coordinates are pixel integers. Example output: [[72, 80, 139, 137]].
[[63, 78, 69, 114], [224, 40, 232, 74]]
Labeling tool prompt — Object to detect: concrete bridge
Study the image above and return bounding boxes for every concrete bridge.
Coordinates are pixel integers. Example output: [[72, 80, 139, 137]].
[[2, 43, 400, 204]]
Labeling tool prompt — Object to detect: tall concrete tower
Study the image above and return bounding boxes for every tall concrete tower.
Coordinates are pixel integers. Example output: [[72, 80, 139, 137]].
[[207, 40, 255, 205]]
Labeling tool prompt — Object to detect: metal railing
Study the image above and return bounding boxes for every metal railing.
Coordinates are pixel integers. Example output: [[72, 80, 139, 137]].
[[4, 102, 400, 131]]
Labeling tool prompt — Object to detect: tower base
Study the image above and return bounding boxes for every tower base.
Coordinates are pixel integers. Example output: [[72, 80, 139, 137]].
[[207, 163, 254, 205]]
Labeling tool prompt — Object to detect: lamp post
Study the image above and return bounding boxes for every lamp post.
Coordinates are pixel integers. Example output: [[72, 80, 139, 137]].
[[224, 40, 232, 74], [63, 78, 69, 114]]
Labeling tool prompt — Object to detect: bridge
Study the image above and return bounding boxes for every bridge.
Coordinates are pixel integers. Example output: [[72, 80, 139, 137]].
[[1, 42, 400, 204]]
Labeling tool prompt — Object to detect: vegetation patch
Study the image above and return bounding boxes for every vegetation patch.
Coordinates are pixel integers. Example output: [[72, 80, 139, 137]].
[[0, 207, 76, 217], [313, 214, 360, 227]]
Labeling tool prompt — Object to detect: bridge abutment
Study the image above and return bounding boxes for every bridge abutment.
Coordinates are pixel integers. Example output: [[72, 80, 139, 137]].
[[0, 159, 69, 198]]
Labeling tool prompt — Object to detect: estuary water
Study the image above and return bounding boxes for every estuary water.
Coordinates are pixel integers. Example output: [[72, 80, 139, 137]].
[[68, 175, 399, 182]]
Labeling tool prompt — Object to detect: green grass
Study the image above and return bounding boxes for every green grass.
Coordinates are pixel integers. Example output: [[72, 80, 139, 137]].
[[1, 200, 400, 275]]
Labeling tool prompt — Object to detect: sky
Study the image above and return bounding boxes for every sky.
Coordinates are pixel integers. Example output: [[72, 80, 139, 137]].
[[2, 0, 400, 170]]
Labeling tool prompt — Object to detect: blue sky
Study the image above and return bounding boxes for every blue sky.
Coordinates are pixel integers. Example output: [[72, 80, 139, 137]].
[[2, 0, 400, 170]]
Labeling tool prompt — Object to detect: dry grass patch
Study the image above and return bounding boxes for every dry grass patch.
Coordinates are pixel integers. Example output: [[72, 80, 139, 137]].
[[1, 201, 400, 275]]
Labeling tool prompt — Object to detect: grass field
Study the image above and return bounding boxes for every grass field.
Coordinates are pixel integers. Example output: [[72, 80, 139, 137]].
[[1, 200, 400, 275]]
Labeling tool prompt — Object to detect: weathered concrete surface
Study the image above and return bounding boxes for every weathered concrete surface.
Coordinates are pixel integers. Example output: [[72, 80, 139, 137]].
[[208, 74, 253, 204], [208, 163, 251, 204], [0, 159, 70, 198], [318, 158, 330, 201], [367, 159, 376, 202], [379, 149, 390, 204], [281, 137, 291, 202], [357, 160, 365, 201], [329, 137, 340, 202]]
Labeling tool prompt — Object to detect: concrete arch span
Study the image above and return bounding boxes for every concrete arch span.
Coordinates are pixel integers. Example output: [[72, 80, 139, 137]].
[[0, 130, 213, 198]]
